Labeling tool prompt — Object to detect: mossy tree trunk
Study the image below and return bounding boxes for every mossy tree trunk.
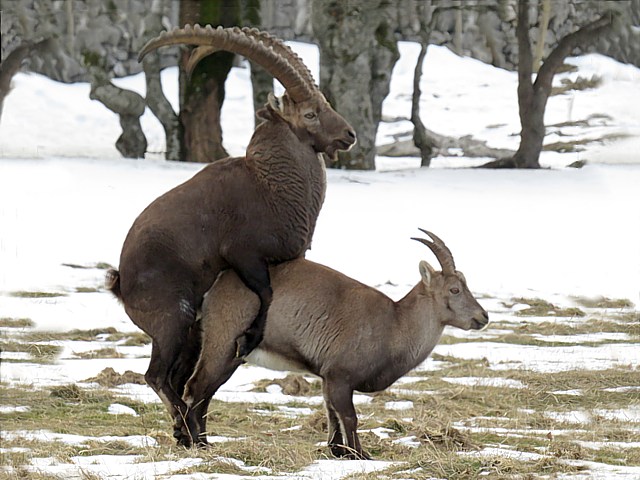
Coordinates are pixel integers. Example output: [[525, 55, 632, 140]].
[[312, 0, 399, 170], [179, 0, 240, 163]]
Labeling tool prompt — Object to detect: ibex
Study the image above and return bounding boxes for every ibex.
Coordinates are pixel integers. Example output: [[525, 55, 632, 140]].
[[105, 25, 356, 445], [182, 230, 489, 458]]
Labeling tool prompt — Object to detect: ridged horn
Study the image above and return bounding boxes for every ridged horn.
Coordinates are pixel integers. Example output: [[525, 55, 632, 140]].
[[411, 229, 456, 274], [186, 27, 318, 92], [139, 25, 314, 103]]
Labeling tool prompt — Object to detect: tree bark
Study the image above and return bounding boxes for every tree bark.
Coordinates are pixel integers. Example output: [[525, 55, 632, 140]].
[[178, 0, 239, 163], [312, 0, 399, 170]]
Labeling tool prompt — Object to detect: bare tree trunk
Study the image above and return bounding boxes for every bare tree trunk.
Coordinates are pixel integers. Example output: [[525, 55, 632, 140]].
[[411, 3, 435, 167], [312, 0, 399, 170], [178, 0, 238, 163], [142, 0, 181, 161], [89, 73, 147, 158], [412, 41, 434, 167], [484, 1, 616, 169]]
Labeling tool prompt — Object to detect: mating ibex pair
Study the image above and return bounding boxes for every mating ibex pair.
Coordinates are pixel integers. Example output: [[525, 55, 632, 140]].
[[106, 25, 356, 446], [183, 229, 489, 459]]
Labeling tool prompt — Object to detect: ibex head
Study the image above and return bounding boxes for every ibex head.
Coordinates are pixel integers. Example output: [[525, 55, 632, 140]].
[[139, 25, 356, 160], [412, 229, 489, 331]]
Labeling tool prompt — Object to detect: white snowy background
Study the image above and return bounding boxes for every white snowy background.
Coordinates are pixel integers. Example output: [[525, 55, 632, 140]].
[[1, 41, 639, 479]]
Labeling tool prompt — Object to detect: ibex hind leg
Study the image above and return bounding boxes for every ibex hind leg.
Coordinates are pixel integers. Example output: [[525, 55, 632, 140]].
[[184, 347, 244, 447], [169, 321, 203, 444], [225, 256, 273, 358], [140, 307, 196, 447]]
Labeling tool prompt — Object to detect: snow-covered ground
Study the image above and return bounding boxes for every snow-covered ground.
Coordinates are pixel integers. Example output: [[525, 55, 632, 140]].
[[1, 41, 639, 479]]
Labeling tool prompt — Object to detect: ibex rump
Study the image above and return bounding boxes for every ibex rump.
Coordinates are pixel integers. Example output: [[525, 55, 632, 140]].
[[183, 230, 489, 457]]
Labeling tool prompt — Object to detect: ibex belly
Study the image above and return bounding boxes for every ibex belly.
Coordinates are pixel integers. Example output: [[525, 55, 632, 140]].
[[245, 348, 310, 375]]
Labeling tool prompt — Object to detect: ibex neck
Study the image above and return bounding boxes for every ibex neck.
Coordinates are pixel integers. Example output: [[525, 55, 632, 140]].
[[393, 284, 446, 370], [247, 120, 321, 183]]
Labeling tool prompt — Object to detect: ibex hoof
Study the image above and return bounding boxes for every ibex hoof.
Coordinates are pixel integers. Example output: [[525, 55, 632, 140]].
[[174, 430, 192, 448]]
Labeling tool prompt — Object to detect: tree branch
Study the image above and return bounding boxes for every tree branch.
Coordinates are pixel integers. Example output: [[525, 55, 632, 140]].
[[535, 12, 615, 92]]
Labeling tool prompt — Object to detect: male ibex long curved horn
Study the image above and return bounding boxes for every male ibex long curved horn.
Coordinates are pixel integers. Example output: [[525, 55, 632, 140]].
[[411, 228, 457, 274], [139, 24, 313, 103], [185, 27, 317, 91]]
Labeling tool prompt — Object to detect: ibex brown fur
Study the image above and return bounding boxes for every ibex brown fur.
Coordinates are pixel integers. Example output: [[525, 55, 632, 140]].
[[105, 25, 355, 446], [183, 230, 489, 457]]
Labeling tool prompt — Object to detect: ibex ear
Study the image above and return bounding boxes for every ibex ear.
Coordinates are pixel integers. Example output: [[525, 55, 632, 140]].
[[419, 260, 436, 287], [267, 93, 283, 112]]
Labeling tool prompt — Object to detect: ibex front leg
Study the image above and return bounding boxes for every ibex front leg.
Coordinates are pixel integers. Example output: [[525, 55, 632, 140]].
[[225, 254, 273, 358], [324, 379, 371, 460]]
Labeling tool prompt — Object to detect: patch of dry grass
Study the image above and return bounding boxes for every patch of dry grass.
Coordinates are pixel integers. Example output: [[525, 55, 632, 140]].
[[509, 297, 585, 317], [8, 291, 67, 298], [0, 340, 62, 363], [0, 318, 35, 328], [74, 348, 124, 359], [551, 75, 602, 96]]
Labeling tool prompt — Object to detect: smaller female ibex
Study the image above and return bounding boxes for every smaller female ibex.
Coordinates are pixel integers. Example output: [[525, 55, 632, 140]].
[[182, 230, 489, 458]]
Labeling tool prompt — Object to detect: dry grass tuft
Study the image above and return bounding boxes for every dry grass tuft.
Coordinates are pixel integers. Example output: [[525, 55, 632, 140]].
[[50, 384, 85, 400], [573, 296, 635, 309], [74, 348, 124, 359], [8, 291, 67, 298], [511, 297, 585, 317], [0, 318, 35, 328], [551, 75, 602, 96], [83, 367, 146, 387]]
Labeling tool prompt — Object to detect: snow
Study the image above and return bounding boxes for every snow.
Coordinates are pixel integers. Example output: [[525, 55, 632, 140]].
[[108, 403, 139, 416], [1, 39, 639, 480], [434, 342, 639, 373], [385, 401, 415, 410]]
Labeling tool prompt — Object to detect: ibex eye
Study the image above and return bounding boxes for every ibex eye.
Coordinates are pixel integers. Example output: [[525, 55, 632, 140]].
[[450, 287, 460, 295], [304, 112, 316, 119]]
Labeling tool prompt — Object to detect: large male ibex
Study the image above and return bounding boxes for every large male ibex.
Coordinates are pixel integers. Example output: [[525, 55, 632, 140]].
[[106, 25, 356, 445], [182, 230, 489, 457]]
